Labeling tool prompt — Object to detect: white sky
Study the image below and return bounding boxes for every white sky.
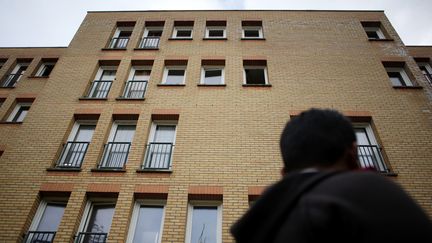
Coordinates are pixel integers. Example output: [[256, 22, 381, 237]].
[[0, 0, 431, 47]]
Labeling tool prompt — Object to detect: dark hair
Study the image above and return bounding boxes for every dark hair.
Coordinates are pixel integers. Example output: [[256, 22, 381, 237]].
[[280, 108, 356, 172]]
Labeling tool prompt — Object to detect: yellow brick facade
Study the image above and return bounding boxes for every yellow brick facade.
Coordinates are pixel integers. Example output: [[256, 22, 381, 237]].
[[0, 10, 431, 243]]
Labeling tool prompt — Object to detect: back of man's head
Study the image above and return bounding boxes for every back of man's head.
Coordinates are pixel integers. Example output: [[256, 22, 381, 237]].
[[280, 108, 357, 173]]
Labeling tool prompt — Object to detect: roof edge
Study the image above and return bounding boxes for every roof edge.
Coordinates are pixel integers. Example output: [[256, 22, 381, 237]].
[[0, 46, 67, 49], [406, 45, 432, 47], [87, 9, 385, 13]]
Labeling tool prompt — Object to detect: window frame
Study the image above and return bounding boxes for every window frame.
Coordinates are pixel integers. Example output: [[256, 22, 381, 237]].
[[172, 26, 193, 39], [35, 62, 56, 77], [143, 27, 163, 38], [67, 120, 97, 142], [128, 66, 152, 81], [363, 26, 385, 40], [242, 26, 263, 39], [417, 62, 432, 74], [7, 102, 32, 122], [126, 199, 166, 243], [28, 198, 68, 232], [107, 120, 137, 143], [205, 26, 226, 38], [200, 66, 225, 85], [185, 201, 222, 243], [243, 65, 269, 85], [77, 199, 117, 236], [113, 26, 134, 39], [385, 67, 413, 87], [162, 66, 187, 85]]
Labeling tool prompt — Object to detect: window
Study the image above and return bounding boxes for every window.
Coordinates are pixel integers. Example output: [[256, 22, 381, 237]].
[[361, 22, 387, 40], [354, 124, 389, 173], [0, 59, 6, 69], [171, 21, 194, 39], [35, 61, 56, 77], [243, 60, 268, 85], [122, 66, 151, 99], [205, 21, 226, 39], [139, 22, 164, 49], [56, 121, 96, 168], [108, 23, 135, 49], [242, 21, 263, 39], [416, 61, 432, 85], [127, 200, 165, 243], [201, 66, 224, 85], [1, 62, 30, 87], [7, 102, 32, 122], [384, 66, 413, 87], [143, 122, 177, 170], [86, 66, 117, 98], [76, 200, 116, 243], [99, 121, 136, 169], [24, 199, 67, 243], [163, 66, 186, 85], [185, 202, 222, 243]]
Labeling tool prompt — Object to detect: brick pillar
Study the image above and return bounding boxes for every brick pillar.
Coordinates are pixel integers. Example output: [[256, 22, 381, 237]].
[[107, 185, 134, 243]]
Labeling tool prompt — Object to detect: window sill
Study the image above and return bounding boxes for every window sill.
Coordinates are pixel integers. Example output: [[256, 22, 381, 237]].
[[136, 169, 173, 173], [241, 38, 266, 40], [197, 84, 226, 87], [392, 85, 423, 89], [368, 38, 394, 42], [134, 48, 159, 51], [28, 76, 49, 79], [381, 171, 398, 177], [203, 38, 228, 40], [116, 97, 145, 101], [0, 86, 15, 89], [91, 168, 126, 172], [79, 97, 108, 100], [242, 84, 272, 87], [157, 84, 186, 87], [0, 121, 23, 124], [101, 48, 127, 51], [46, 167, 82, 172], [168, 38, 193, 40]]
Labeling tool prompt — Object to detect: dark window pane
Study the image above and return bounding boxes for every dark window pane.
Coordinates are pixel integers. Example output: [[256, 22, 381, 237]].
[[190, 206, 218, 243], [13, 106, 30, 122], [176, 30, 192, 37], [36, 203, 66, 231], [147, 30, 162, 37], [118, 31, 132, 37], [208, 30, 224, 37], [166, 69, 185, 84], [245, 68, 266, 84], [244, 29, 260, 37], [387, 72, 404, 86], [41, 64, 55, 77], [366, 31, 379, 39], [204, 69, 222, 84], [132, 206, 164, 243]]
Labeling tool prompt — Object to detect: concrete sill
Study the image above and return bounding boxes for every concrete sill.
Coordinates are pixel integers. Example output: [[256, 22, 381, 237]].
[[28, 76, 49, 79], [46, 167, 82, 172], [368, 38, 394, 42], [157, 84, 186, 87], [241, 38, 266, 41], [242, 84, 272, 87], [0, 121, 23, 124], [116, 97, 145, 101], [0, 86, 15, 89], [203, 38, 228, 40], [136, 169, 172, 173], [134, 48, 159, 51], [91, 168, 126, 173], [392, 86, 423, 89], [79, 97, 108, 101], [168, 38, 193, 41], [101, 48, 127, 51], [382, 172, 398, 177], [197, 84, 226, 87]]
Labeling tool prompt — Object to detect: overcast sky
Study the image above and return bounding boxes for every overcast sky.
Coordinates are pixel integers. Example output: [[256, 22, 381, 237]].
[[0, 0, 431, 47]]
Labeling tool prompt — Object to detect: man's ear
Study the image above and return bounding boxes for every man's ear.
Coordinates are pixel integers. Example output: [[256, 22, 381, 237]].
[[346, 142, 360, 170]]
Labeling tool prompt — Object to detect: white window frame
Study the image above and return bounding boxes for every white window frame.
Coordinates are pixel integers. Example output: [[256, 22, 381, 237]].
[[162, 66, 187, 84], [128, 66, 152, 81], [205, 26, 226, 38], [67, 121, 97, 142], [242, 26, 263, 39], [28, 198, 67, 232], [7, 102, 31, 122], [77, 199, 116, 236], [364, 26, 385, 39], [148, 121, 178, 145], [143, 27, 163, 38], [353, 123, 379, 146], [172, 26, 193, 39], [417, 62, 432, 74], [243, 65, 269, 85], [95, 66, 117, 81], [35, 62, 56, 77], [385, 67, 413, 87], [185, 201, 222, 243], [113, 26, 134, 38], [107, 120, 137, 142], [126, 199, 166, 243], [201, 66, 225, 85]]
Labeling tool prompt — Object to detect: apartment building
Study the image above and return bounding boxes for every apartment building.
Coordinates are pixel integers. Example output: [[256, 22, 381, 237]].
[[0, 10, 431, 243]]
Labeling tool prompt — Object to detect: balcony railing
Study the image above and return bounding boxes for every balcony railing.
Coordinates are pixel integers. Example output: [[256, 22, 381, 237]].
[[108, 37, 129, 49], [120, 80, 148, 99], [85, 81, 112, 98], [357, 145, 389, 173], [1, 73, 23, 87], [74, 232, 107, 243], [143, 142, 174, 170], [56, 142, 90, 168], [23, 231, 56, 243], [98, 142, 131, 169], [138, 37, 160, 49]]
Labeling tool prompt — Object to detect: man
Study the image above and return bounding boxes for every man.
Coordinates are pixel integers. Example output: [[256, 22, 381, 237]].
[[231, 108, 432, 243]]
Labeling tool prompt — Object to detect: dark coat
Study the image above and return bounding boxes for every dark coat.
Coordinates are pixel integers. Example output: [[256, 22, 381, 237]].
[[231, 171, 432, 243]]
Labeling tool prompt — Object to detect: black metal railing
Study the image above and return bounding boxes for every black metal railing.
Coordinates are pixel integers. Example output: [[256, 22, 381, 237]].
[[1, 73, 23, 87], [108, 37, 129, 49], [23, 231, 56, 243], [74, 232, 107, 243], [424, 73, 432, 86], [99, 142, 131, 169], [143, 142, 174, 170], [121, 80, 148, 99], [56, 142, 90, 168], [357, 145, 389, 173], [85, 81, 112, 98], [138, 37, 160, 49]]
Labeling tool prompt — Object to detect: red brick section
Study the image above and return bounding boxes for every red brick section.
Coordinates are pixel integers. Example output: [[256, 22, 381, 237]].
[[202, 59, 225, 66], [188, 186, 223, 200], [16, 94, 37, 102], [134, 185, 169, 199], [112, 108, 140, 120], [87, 183, 120, 193], [164, 59, 188, 66], [40, 183, 74, 192], [381, 57, 406, 63], [151, 109, 180, 120], [248, 186, 266, 201], [74, 108, 102, 120]]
